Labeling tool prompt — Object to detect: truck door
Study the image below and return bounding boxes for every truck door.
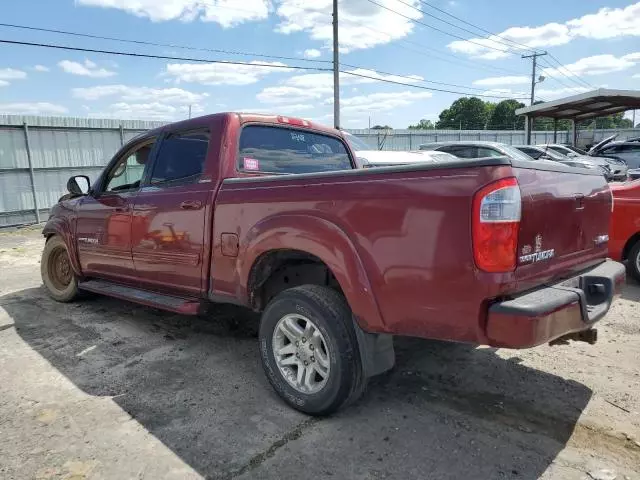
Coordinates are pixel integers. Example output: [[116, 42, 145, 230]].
[[131, 130, 212, 297], [76, 138, 156, 281]]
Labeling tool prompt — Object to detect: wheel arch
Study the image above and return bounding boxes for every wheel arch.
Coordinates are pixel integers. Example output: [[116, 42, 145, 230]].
[[621, 232, 640, 261], [241, 214, 384, 333]]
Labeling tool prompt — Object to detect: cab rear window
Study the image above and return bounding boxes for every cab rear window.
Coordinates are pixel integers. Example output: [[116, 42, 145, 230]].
[[238, 125, 353, 174]]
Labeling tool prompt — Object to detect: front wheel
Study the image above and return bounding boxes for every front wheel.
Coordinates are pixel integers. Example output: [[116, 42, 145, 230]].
[[259, 285, 366, 416], [628, 241, 640, 282], [41, 235, 80, 302]]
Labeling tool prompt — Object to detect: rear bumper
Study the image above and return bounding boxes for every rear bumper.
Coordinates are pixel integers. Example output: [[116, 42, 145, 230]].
[[486, 260, 625, 348]]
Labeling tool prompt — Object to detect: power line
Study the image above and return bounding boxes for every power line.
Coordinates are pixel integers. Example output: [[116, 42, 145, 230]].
[[0, 37, 530, 100], [365, 0, 528, 57], [340, 62, 498, 92], [341, 70, 529, 99], [0, 22, 332, 64], [0, 38, 328, 71], [545, 53, 595, 89], [537, 59, 590, 93], [413, 0, 538, 54], [391, 0, 533, 55]]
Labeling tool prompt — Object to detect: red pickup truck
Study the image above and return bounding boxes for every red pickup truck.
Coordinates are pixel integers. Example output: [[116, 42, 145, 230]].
[[609, 180, 640, 280], [42, 113, 625, 415]]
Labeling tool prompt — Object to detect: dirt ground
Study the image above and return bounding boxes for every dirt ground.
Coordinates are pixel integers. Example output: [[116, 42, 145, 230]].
[[0, 227, 639, 480]]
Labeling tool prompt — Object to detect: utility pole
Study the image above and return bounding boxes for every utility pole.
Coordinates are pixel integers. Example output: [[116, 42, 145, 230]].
[[332, 0, 340, 129], [522, 51, 547, 144]]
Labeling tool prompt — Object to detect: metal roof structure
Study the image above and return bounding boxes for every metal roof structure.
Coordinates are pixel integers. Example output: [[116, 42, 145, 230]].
[[516, 89, 640, 121]]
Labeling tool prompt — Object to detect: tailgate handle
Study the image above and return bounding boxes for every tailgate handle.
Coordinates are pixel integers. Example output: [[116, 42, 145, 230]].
[[574, 194, 585, 210]]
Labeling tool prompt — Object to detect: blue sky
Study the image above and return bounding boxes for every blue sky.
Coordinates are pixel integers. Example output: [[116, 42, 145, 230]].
[[0, 0, 639, 128]]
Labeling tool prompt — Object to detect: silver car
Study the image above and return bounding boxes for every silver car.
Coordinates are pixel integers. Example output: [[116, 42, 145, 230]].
[[514, 145, 628, 181], [418, 140, 535, 162], [588, 135, 640, 169]]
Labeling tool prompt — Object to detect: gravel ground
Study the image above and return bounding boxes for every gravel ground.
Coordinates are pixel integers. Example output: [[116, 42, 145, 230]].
[[0, 227, 639, 480]]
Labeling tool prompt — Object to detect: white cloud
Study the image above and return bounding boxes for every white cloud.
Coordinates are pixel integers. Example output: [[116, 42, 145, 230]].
[[257, 68, 424, 105], [90, 102, 205, 121], [33, 65, 50, 72], [58, 60, 116, 78], [165, 61, 292, 86], [472, 76, 530, 87], [536, 87, 590, 99], [634, 73, 640, 79], [0, 102, 68, 115], [275, 0, 423, 53], [72, 85, 207, 104], [0, 68, 27, 81], [0, 80, 9, 87], [303, 49, 322, 59], [336, 91, 433, 114], [77, 0, 269, 28], [448, 2, 640, 59], [542, 53, 639, 77]]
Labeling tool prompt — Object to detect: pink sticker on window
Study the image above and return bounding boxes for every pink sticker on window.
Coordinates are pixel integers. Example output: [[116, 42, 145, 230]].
[[244, 157, 260, 171]]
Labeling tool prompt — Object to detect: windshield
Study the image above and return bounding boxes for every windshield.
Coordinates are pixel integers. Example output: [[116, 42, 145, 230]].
[[343, 132, 374, 152]]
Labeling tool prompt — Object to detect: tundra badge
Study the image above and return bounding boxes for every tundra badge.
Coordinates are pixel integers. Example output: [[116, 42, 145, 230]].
[[519, 233, 555, 264]]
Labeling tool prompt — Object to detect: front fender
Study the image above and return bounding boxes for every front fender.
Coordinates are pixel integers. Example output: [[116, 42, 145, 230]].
[[42, 203, 82, 276], [240, 214, 385, 333]]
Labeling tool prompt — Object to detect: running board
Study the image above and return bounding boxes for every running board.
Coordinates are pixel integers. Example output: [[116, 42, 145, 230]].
[[79, 279, 203, 315]]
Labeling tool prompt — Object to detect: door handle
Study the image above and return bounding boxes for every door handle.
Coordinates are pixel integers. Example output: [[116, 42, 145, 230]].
[[180, 200, 202, 210]]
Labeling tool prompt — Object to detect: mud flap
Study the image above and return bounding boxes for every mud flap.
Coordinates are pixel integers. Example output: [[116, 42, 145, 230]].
[[352, 317, 395, 378]]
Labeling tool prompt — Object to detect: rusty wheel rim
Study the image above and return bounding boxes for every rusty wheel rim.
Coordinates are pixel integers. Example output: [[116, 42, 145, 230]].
[[48, 246, 72, 291]]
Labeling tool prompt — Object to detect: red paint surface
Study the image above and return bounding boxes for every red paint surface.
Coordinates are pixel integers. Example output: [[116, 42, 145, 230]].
[[609, 180, 640, 261], [44, 112, 618, 348]]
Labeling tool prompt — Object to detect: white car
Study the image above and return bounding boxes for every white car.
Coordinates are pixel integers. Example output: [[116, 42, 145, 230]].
[[343, 132, 458, 168]]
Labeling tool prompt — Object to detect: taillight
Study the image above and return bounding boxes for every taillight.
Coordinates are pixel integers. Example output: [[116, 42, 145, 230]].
[[277, 115, 310, 127], [472, 177, 521, 273]]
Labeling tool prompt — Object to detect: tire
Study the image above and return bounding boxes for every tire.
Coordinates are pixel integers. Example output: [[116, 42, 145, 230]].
[[628, 241, 640, 282], [41, 235, 80, 302], [259, 285, 366, 416]]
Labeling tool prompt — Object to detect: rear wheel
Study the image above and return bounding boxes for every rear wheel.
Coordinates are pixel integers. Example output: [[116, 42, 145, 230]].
[[41, 235, 79, 302], [259, 285, 366, 416], [628, 241, 640, 282]]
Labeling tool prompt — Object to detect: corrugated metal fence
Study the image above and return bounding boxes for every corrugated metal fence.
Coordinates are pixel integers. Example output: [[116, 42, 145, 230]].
[[0, 114, 638, 227]]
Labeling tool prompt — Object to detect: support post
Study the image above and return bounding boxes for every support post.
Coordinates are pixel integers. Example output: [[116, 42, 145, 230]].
[[553, 118, 557, 143], [23, 122, 40, 224], [119, 124, 125, 147], [571, 119, 577, 147], [332, 0, 340, 129], [525, 116, 532, 145]]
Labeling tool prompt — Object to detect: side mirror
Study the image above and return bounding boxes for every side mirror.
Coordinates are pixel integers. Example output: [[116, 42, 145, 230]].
[[67, 175, 90, 196]]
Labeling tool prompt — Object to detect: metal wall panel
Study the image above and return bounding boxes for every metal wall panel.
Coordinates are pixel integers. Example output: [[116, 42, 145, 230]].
[[0, 171, 35, 212], [0, 128, 28, 169], [0, 114, 638, 228]]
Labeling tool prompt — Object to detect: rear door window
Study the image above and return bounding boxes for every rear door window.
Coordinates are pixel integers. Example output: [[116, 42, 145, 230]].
[[476, 147, 503, 158], [151, 131, 209, 187], [238, 125, 353, 174]]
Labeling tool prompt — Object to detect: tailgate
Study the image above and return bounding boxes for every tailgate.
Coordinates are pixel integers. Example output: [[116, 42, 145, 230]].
[[511, 164, 612, 287]]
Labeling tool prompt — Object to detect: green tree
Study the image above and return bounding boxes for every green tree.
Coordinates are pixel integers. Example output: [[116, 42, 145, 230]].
[[408, 119, 435, 130], [436, 97, 490, 129], [487, 99, 526, 130], [371, 124, 392, 130]]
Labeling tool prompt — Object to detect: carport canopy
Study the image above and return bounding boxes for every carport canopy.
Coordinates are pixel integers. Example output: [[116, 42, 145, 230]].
[[515, 88, 640, 145]]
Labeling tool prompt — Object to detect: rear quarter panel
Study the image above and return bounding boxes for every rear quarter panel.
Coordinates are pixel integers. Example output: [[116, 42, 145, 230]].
[[212, 164, 514, 343]]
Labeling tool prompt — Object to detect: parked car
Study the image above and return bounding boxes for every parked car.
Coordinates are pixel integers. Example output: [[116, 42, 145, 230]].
[[513, 145, 627, 181], [42, 112, 624, 415], [342, 131, 458, 168], [609, 179, 640, 280], [589, 135, 640, 169], [418, 140, 536, 163], [538, 144, 588, 158]]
